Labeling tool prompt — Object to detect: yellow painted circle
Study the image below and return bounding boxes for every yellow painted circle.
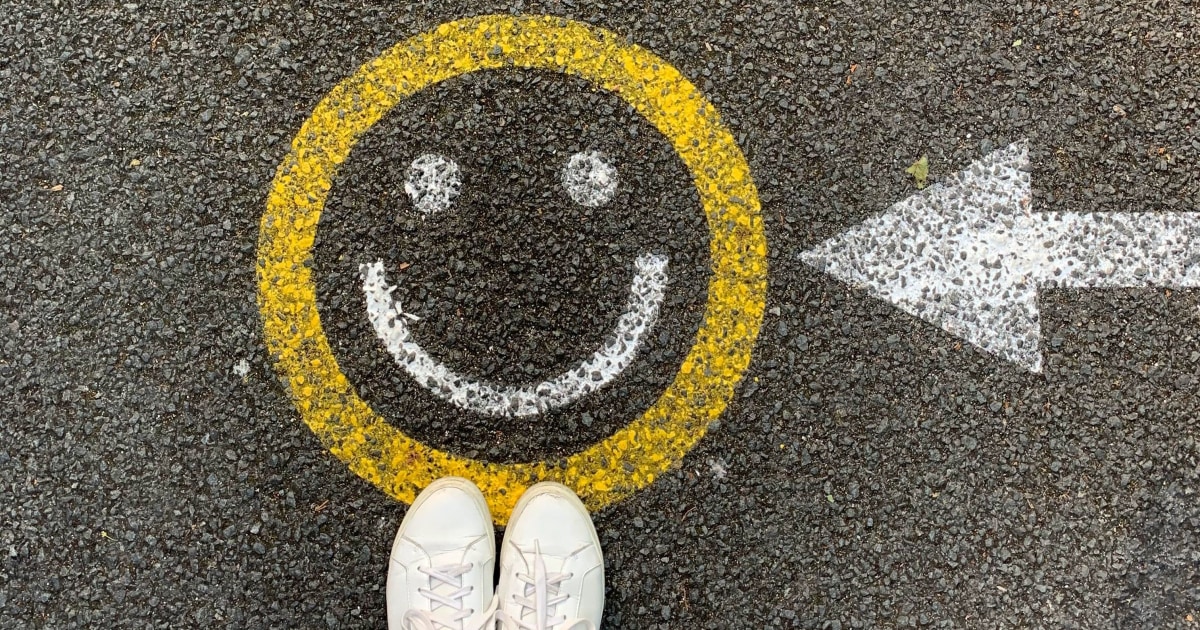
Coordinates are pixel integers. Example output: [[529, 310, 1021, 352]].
[[258, 14, 767, 523]]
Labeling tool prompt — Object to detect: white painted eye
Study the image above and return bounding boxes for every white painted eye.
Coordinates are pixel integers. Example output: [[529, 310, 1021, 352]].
[[404, 153, 461, 214], [561, 151, 618, 207]]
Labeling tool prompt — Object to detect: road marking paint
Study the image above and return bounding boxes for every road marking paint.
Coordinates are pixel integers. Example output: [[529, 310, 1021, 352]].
[[361, 253, 669, 417], [802, 140, 1200, 373], [404, 153, 461, 215], [562, 151, 618, 207], [258, 14, 767, 522]]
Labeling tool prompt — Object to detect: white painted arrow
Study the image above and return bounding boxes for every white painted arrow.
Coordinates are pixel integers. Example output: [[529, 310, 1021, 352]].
[[801, 141, 1200, 372]]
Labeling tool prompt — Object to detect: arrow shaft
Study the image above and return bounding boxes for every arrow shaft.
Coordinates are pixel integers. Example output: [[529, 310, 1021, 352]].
[[1025, 212, 1200, 289]]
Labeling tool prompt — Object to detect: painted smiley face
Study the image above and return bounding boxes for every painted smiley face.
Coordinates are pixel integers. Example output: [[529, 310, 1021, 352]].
[[361, 151, 670, 418], [259, 15, 766, 518], [319, 69, 711, 441]]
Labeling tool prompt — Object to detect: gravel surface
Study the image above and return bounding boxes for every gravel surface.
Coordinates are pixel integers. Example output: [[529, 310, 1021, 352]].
[[2, 1, 1199, 628]]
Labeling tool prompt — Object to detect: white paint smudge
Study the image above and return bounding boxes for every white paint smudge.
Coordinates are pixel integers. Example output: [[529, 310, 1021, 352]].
[[233, 359, 250, 378], [707, 457, 728, 480], [361, 253, 669, 417], [404, 154, 461, 214], [802, 140, 1200, 373], [561, 151, 618, 207]]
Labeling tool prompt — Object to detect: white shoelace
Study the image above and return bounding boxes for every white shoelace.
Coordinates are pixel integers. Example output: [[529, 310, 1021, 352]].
[[401, 563, 486, 630], [496, 543, 595, 630]]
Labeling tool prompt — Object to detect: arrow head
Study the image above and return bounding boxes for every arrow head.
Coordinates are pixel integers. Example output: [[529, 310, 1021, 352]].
[[801, 141, 1047, 372]]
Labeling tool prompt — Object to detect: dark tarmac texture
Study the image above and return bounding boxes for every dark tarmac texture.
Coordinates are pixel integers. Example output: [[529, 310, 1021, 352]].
[[3, 1, 1199, 628]]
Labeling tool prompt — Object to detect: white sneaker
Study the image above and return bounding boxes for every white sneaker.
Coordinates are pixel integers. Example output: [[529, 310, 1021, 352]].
[[496, 482, 604, 630], [387, 477, 497, 630]]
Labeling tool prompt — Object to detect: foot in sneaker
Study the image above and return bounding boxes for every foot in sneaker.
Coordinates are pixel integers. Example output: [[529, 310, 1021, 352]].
[[496, 482, 604, 630], [386, 477, 497, 630]]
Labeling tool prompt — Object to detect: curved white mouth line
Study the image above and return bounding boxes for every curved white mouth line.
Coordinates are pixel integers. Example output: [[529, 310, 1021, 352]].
[[360, 254, 669, 418]]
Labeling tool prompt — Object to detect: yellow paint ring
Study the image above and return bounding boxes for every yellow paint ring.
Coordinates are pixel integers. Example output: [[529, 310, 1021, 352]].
[[258, 14, 767, 523]]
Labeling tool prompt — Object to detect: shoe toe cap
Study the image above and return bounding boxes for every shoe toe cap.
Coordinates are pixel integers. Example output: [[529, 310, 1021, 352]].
[[394, 480, 493, 561], [507, 487, 600, 559]]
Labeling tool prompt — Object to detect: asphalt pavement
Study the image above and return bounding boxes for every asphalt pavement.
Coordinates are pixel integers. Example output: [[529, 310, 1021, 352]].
[[3, 1, 1199, 628]]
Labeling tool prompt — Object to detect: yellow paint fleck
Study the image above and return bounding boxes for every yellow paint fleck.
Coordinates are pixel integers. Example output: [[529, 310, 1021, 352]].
[[257, 15, 767, 524]]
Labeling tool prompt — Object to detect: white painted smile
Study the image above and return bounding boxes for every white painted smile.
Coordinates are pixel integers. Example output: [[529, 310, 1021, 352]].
[[356, 150, 665, 417], [360, 254, 669, 417]]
